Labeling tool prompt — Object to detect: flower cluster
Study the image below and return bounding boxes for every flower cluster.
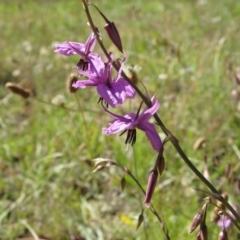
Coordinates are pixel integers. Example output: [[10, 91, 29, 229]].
[[55, 32, 162, 153], [55, 33, 135, 108], [55, 29, 163, 207]]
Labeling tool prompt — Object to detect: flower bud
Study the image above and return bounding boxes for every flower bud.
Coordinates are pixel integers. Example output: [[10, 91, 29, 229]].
[[190, 209, 203, 233], [104, 22, 123, 53], [143, 169, 158, 207], [92, 5, 123, 52], [218, 229, 228, 240]]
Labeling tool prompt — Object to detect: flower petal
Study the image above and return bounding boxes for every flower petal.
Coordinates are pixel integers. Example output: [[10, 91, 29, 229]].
[[101, 103, 135, 123], [84, 32, 96, 54], [138, 122, 162, 151], [87, 54, 105, 76], [103, 119, 134, 135], [54, 41, 85, 56], [138, 96, 160, 123], [97, 84, 119, 107], [112, 78, 135, 102], [66, 41, 86, 57], [72, 79, 97, 89]]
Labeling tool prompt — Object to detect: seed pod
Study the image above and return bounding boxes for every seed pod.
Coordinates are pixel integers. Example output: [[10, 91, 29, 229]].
[[5, 82, 31, 98]]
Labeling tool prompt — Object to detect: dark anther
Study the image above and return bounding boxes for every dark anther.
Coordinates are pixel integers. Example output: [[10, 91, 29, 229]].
[[77, 59, 88, 71], [124, 129, 137, 146], [98, 97, 108, 108]]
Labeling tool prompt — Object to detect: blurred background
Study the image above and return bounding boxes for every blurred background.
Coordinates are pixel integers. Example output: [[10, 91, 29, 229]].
[[1, 0, 240, 239]]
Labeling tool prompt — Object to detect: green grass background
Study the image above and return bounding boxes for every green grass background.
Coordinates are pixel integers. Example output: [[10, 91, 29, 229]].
[[1, 0, 240, 239]]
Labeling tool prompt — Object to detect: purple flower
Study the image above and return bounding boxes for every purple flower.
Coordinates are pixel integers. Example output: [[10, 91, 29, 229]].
[[217, 205, 238, 229], [72, 57, 135, 107], [102, 96, 162, 151], [54, 32, 98, 73]]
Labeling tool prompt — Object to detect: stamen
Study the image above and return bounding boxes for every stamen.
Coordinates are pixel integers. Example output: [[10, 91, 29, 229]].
[[124, 129, 137, 145], [98, 97, 108, 108], [105, 63, 112, 88], [77, 59, 88, 71]]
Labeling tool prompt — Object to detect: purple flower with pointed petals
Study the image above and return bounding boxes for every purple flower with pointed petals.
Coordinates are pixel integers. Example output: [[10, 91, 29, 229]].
[[102, 96, 162, 151], [54, 32, 98, 73], [72, 57, 135, 107]]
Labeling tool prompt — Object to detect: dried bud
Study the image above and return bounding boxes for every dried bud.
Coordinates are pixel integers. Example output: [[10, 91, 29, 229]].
[[92, 165, 105, 173], [136, 212, 144, 230], [143, 169, 158, 207], [120, 176, 126, 191], [218, 229, 228, 240], [211, 192, 228, 223], [5, 82, 31, 98], [190, 209, 204, 233], [193, 137, 206, 150], [66, 73, 78, 93], [92, 158, 117, 172]]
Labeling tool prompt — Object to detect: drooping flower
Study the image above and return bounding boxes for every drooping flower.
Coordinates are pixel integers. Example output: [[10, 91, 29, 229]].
[[54, 32, 99, 73], [102, 96, 162, 151], [72, 57, 135, 107]]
